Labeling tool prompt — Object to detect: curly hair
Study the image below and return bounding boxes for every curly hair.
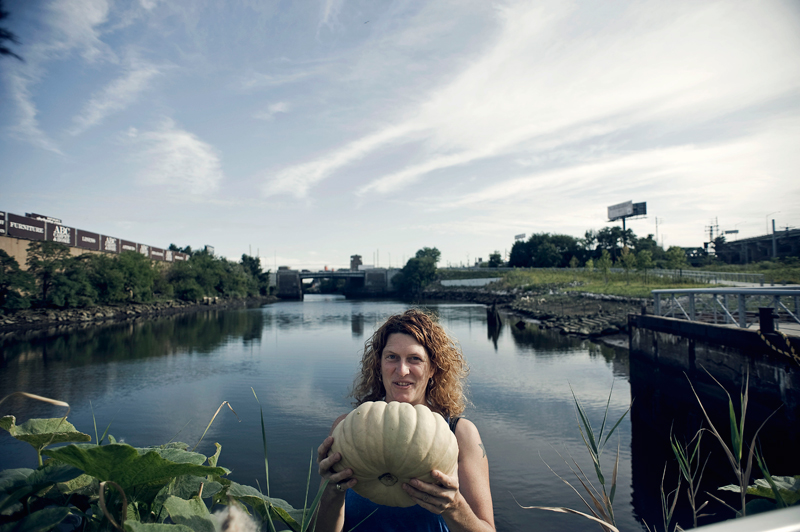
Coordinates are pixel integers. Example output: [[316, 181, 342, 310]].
[[350, 308, 469, 418]]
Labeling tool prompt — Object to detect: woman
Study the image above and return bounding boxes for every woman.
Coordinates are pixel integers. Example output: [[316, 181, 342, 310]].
[[316, 309, 495, 532]]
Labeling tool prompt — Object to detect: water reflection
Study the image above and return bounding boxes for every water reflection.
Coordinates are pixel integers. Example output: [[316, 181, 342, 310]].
[[1, 298, 795, 532]]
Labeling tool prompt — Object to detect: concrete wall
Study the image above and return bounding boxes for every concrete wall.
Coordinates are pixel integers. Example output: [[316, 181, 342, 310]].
[[0, 235, 108, 269], [629, 314, 799, 415]]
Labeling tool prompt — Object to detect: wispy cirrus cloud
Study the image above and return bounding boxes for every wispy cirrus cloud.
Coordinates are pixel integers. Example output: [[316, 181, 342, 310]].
[[70, 58, 160, 135], [254, 102, 291, 121], [261, 122, 422, 198], [268, 0, 800, 200], [127, 119, 224, 196]]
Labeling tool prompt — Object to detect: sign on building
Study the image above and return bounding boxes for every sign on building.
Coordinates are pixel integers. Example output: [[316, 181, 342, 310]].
[[150, 247, 165, 261], [120, 240, 138, 253], [7, 213, 45, 240], [76, 230, 101, 251], [26, 213, 62, 225], [47, 224, 75, 246], [138, 244, 150, 258], [101, 236, 119, 253], [0, 212, 6, 236]]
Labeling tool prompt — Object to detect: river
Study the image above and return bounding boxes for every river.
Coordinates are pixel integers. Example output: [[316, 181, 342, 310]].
[[1, 295, 796, 531]]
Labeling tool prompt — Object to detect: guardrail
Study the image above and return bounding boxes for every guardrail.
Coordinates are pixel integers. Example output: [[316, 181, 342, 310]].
[[652, 287, 800, 328]]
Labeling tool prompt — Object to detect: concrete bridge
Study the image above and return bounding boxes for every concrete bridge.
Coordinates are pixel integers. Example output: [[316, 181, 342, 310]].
[[275, 267, 401, 299]]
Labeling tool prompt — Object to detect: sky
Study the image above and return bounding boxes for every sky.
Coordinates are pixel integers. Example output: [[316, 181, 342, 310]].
[[1, 0, 799, 270]]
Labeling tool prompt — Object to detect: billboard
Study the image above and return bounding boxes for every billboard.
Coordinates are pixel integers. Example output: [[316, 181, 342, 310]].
[[7, 213, 45, 240], [138, 243, 150, 258], [514, 233, 526, 241], [26, 213, 62, 225], [172, 252, 189, 262], [76, 230, 101, 251], [120, 240, 138, 253], [101, 236, 119, 253], [150, 247, 165, 261], [47, 224, 75, 246], [607, 201, 633, 221], [0, 212, 5, 236], [632, 202, 647, 216]]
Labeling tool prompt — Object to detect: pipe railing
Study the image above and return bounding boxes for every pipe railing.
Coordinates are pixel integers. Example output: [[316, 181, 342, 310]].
[[652, 287, 800, 328]]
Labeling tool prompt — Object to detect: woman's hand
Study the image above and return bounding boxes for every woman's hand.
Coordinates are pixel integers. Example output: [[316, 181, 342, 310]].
[[402, 469, 462, 515], [317, 435, 357, 494]]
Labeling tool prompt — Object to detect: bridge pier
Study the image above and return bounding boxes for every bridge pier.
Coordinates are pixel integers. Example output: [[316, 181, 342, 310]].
[[276, 269, 303, 300]]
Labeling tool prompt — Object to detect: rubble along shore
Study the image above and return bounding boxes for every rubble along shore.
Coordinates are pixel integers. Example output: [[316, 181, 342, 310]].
[[422, 285, 653, 339], [0, 295, 278, 337]]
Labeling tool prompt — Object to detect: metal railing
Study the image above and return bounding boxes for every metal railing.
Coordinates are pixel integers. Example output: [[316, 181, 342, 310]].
[[652, 287, 800, 328]]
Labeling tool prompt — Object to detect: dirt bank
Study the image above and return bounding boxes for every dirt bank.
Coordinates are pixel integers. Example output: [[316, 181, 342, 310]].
[[423, 285, 652, 339], [0, 295, 278, 337]]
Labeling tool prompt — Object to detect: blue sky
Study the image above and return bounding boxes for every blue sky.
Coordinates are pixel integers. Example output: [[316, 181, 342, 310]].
[[1, 0, 799, 270]]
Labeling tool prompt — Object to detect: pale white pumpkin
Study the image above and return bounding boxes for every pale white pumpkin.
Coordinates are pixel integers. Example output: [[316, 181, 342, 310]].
[[330, 401, 459, 507]]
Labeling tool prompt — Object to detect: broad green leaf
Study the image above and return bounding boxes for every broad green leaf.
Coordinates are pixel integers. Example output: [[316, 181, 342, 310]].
[[0, 416, 91, 452], [133, 446, 208, 466], [43, 444, 229, 492], [56, 473, 97, 496], [163, 496, 215, 532], [226, 481, 306, 531], [124, 522, 194, 532], [152, 474, 223, 518], [743, 498, 777, 516], [0, 506, 71, 532], [0, 463, 83, 514], [0, 469, 34, 494], [208, 443, 222, 468]]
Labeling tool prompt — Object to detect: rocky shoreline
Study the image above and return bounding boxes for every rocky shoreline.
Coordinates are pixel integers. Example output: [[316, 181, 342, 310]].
[[0, 295, 278, 337], [423, 285, 652, 340]]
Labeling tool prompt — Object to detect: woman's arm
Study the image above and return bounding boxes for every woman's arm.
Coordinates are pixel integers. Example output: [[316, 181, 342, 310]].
[[314, 414, 356, 532], [402, 419, 495, 532]]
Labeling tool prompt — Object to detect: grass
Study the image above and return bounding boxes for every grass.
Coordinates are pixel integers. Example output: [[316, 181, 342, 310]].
[[436, 268, 506, 280], [490, 269, 708, 299], [697, 261, 800, 285]]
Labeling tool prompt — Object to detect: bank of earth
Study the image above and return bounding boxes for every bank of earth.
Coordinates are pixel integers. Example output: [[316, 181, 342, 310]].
[[422, 284, 649, 344], [0, 295, 278, 336]]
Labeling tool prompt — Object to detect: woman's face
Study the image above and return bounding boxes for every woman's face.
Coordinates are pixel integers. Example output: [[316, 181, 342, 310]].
[[380, 332, 435, 406]]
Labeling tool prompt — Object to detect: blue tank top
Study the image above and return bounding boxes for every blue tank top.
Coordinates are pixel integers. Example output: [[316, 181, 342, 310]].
[[341, 416, 460, 531], [343, 490, 449, 532]]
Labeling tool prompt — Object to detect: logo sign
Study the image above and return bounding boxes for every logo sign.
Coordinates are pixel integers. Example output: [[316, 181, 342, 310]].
[[76, 229, 101, 251], [165, 250, 174, 262], [514, 233, 526, 241], [101, 236, 119, 253], [47, 224, 75, 246], [138, 244, 150, 258], [26, 213, 63, 225], [7, 213, 45, 240], [607, 201, 633, 221], [150, 247, 165, 261], [0, 212, 5, 235], [121, 240, 138, 253], [173, 252, 189, 262]]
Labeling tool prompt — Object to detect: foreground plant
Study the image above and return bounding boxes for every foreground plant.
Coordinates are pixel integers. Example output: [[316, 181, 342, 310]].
[[0, 391, 328, 532], [520, 384, 630, 532]]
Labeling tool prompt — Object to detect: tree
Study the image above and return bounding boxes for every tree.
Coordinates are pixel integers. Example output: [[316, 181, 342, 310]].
[[394, 250, 438, 296], [488, 251, 502, 268], [666, 246, 687, 270], [508, 240, 531, 268], [585, 258, 594, 273], [117, 251, 157, 302], [636, 250, 654, 284], [415, 247, 441, 265], [0, 250, 33, 310], [26, 241, 71, 306], [618, 246, 637, 284], [534, 242, 561, 267], [569, 256, 579, 269], [597, 249, 612, 284], [48, 255, 96, 308], [0, 0, 22, 61]]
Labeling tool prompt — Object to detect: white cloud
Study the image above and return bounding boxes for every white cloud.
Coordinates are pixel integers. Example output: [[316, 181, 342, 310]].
[[254, 102, 291, 121], [129, 119, 224, 196], [270, 0, 800, 200], [70, 59, 160, 135], [4, 66, 62, 154], [318, 0, 346, 33], [261, 122, 422, 198], [45, 0, 115, 62]]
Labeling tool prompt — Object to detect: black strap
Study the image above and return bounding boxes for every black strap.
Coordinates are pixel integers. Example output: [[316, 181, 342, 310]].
[[449, 416, 460, 433]]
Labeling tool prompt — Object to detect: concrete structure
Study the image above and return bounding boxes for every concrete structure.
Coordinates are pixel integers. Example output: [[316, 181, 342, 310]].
[[273, 267, 402, 300], [715, 228, 800, 264]]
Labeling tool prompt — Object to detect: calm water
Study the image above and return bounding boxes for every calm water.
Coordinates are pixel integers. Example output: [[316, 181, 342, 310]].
[[1, 296, 796, 531]]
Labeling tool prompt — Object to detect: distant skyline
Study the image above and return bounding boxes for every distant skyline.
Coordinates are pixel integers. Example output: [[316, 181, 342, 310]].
[[1, 0, 799, 270]]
